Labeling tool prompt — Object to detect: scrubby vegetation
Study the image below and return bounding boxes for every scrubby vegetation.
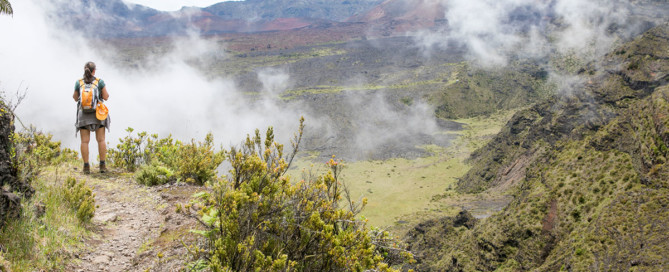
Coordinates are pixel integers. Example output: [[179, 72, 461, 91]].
[[62, 176, 96, 223], [0, 126, 96, 271], [105, 118, 416, 271], [108, 128, 225, 185], [405, 23, 669, 271], [431, 62, 553, 119], [180, 118, 414, 271], [12, 131, 78, 181], [2, 5, 667, 271]]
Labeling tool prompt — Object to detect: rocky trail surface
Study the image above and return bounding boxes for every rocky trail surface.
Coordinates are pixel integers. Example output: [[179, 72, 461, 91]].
[[65, 169, 202, 272]]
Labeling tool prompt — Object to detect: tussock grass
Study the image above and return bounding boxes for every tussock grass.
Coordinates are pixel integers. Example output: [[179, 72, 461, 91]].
[[0, 165, 94, 271]]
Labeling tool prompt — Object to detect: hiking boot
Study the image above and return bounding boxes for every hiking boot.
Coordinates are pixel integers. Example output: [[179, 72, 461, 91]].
[[83, 163, 91, 174], [99, 161, 107, 173]]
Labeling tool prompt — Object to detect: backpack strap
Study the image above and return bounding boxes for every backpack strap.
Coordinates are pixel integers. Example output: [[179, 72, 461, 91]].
[[77, 79, 85, 106], [93, 78, 101, 100]]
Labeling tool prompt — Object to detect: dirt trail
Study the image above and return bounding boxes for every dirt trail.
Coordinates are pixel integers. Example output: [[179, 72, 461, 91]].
[[65, 169, 201, 272]]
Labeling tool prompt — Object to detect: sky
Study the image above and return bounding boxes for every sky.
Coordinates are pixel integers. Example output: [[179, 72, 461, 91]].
[[123, 0, 241, 11]]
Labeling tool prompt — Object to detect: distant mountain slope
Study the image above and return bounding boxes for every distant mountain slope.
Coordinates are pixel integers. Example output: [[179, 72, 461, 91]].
[[204, 0, 383, 22], [50, 0, 669, 40], [51, 0, 383, 37], [405, 23, 669, 271], [348, 0, 446, 33]]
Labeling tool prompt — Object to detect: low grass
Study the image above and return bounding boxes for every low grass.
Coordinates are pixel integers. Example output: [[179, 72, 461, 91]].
[[210, 47, 347, 76], [0, 164, 94, 271], [454, 109, 519, 151], [288, 110, 516, 228], [280, 69, 462, 100], [280, 84, 385, 100]]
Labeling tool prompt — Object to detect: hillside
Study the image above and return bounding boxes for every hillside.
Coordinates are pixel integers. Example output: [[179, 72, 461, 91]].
[[348, 0, 446, 35], [5, 0, 669, 270], [405, 23, 669, 271], [51, 0, 383, 37], [204, 0, 383, 22], [104, 33, 550, 161], [50, 0, 449, 40]]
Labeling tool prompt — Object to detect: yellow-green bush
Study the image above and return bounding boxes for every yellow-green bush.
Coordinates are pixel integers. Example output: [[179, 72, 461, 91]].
[[184, 118, 413, 271], [1, 175, 95, 271], [62, 177, 96, 223], [1, 139, 93, 271], [12, 131, 78, 183], [173, 133, 225, 185], [107, 128, 149, 172], [109, 129, 225, 186], [135, 162, 175, 186]]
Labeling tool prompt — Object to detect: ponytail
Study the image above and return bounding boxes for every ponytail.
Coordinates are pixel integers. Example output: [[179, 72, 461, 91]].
[[83, 61, 96, 84]]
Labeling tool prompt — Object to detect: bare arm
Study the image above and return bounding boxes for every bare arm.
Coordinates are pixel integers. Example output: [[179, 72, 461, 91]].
[[101, 86, 109, 101], [73, 90, 78, 102]]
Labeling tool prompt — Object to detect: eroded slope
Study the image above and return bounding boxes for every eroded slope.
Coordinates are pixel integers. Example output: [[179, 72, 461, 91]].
[[405, 23, 669, 271]]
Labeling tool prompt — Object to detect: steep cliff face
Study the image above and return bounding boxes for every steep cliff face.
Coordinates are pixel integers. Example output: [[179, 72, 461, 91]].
[[0, 100, 28, 230], [458, 23, 669, 194], [406, 23, 669, 271]]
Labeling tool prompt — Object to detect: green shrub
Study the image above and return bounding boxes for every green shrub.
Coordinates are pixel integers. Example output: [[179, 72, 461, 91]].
[[174, 133, 225, 185], [146, 134, 180, 170], [135, 163, 175, 186], [109, 128, 224, 185], [14, 131, 77, 164], [183, 118, 412, 271], [107, 128, 150, 172], [62, 177, 96, 223], [0, 175, 95, 270], [11, 130, 78, 182]]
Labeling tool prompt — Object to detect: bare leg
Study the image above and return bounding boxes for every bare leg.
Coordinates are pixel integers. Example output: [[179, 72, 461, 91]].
[[96, 127, 106, 162], [80, 129, 91, 164]]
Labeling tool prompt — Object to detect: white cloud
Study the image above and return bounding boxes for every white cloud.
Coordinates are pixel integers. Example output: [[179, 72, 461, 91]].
[[412, 0, 647, 68], [0, 0, 469, 162], [0, 0, 303, 160]]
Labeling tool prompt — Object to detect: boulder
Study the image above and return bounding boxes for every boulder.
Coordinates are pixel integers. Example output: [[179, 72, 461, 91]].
[[0, 100, 31, 229]]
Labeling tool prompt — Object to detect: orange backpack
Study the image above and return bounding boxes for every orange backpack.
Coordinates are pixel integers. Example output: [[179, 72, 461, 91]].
[[79, 78, 100, 113]]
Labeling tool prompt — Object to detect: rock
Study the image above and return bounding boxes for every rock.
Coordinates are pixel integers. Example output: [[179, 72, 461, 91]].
[[33, 201, 46, 218], [0, 191, 20, 228], [92, 255, 112, 264], [453, 210, 477, 229], [0, 100, 32, 229], [96, 213, 119, 224]]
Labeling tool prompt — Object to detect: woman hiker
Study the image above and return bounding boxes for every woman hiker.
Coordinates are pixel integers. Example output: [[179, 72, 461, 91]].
[[73, 61, 110, 174]]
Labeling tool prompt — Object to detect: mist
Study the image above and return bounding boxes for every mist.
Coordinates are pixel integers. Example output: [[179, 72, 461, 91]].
[[414, 0, 664, 68], [0, 0, 308, 161], [1, 0, 454, 163], [8, 0, 641, 163]]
